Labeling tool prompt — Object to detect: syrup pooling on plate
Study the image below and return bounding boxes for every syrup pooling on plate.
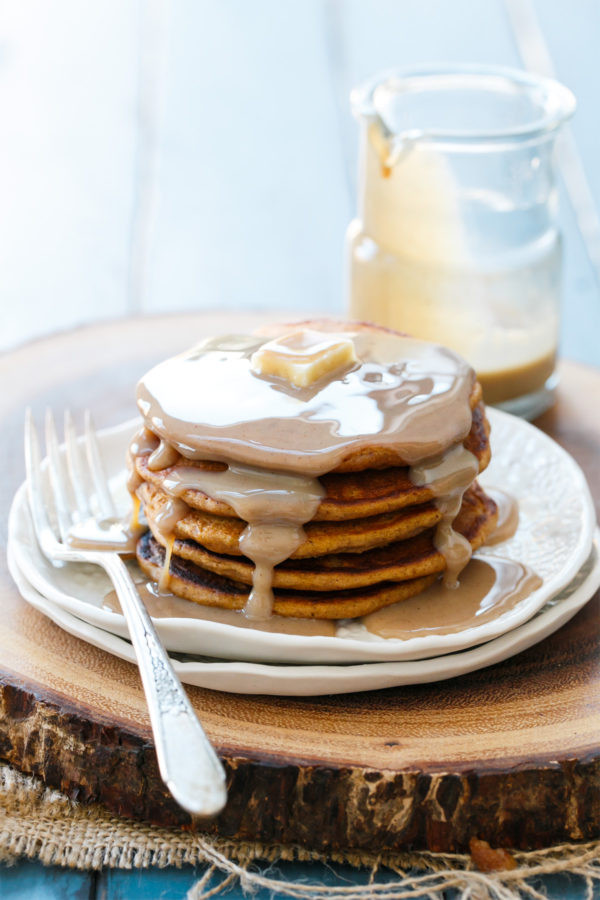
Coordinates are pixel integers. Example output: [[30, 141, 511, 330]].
[[130, 326, 481, 618], [102, 555, 542, 641], [360, 557, 542, 639], [102, 582, 336, 636]]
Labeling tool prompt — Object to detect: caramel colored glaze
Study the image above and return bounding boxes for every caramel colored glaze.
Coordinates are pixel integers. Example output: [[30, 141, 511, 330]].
[[103, 581, 336, 637], [138, 480, 443, 559], [136, 531, 438, 619], [132, 321, 481, 618], [136, 325, 476, 475], [126, 426, 159, 493], [160, 536, 176, 591], [478, 351, 556, 405], [134, 484, 497, 619], [361, 557, 542, 639], [141, 460, 324, 617], [254, 320, 483, 474], [141, 483, 497, 592], [485, 488, 520, 546], [131, 400, 491, 522], [105, 552, 541, 641], [410, 444, 480, 587], [147, 439, 180, 471]]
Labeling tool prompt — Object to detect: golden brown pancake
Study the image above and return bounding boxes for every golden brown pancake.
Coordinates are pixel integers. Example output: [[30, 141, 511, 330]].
[[138, 480, 445, 558], [137, 483, 498, 605], [134, 401, 490, 522], [133, 319, 497, 619], [136, 531, 439, 619]]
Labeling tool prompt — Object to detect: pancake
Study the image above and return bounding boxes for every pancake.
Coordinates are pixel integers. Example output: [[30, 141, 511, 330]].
[[136, 531, 439, 619], [133, 401, 491, 522], [131, 319, 503, 620], [141, 482, 498, 592], [138, 480, 445, 558]]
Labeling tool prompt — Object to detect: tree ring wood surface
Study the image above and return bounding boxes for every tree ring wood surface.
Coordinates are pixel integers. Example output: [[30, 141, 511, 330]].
[[0, 313, 598, 853]]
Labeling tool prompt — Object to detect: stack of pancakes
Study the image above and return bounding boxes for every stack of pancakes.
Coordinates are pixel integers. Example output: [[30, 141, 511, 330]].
[[134, 385, 497, 620]]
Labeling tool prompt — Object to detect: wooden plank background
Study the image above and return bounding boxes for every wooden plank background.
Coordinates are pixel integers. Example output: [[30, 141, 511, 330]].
[[1, 0, 598, 366]]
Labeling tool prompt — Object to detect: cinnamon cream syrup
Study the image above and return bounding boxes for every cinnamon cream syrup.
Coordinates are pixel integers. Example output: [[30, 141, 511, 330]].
[[103, 581, 336, 636], [485, 488, 520, 546], [126, 427, 159, 493], [135, 332, 475, 474], [129, 327, 533, 619], [103, 554, 542, 640], [410, 444, 479, 587], [151, 463, 324, 618], [359, 557, 542, 639]]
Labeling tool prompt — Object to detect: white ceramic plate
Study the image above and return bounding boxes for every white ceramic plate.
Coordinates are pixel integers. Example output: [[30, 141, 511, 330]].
[[7, 538, 600, 696], [8, 409, 596, 664]]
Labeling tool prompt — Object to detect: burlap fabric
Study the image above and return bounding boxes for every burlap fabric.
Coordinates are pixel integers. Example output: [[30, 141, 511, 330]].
[[0, 764, 597, 899]]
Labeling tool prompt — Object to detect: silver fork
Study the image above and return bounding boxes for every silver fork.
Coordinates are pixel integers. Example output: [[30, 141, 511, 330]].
[[24, 408, 227, 818]]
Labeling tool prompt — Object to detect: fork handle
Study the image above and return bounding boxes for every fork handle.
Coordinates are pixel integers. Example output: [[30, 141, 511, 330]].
[[101, 553, 227, 817]]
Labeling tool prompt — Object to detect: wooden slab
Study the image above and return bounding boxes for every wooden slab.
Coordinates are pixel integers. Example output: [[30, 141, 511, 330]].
[[0, 314, 598, 853]]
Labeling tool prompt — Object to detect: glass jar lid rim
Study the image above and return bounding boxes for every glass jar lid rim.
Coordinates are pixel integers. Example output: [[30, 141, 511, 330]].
[[351, 63, 576, 143]]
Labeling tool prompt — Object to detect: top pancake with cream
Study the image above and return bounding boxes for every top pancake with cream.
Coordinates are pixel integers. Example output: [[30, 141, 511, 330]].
[[136, 322, 476, 477], [131, 321, 491, 618]]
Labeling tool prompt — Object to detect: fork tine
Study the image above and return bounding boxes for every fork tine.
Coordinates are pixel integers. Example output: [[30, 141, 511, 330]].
[[45, 408, 74, 542], [64, 409, 91, 521], [84, 410, 117, 520], [24, 408, 56, 545]]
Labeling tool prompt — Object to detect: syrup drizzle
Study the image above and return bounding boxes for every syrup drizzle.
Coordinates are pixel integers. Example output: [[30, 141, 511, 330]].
[[128, 327, 516, 617]]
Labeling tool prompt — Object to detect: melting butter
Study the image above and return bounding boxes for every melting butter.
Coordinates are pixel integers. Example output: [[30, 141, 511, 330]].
[[250, 329, 358, 388]]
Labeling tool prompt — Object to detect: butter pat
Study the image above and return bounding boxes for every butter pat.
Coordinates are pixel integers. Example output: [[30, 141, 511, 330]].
[[251, 330, 358, 388]]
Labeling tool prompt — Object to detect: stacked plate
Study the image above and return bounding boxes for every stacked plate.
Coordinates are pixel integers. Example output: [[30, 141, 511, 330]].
[[7, 409, 600, 696]]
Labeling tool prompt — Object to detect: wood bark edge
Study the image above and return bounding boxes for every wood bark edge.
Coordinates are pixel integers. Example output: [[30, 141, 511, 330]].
[[0, 677, 597, 853]]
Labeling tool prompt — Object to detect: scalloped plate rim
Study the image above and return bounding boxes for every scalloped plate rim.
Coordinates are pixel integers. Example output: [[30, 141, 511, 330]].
[[6, 537, 600, 696], [7, 408, 597, 664]]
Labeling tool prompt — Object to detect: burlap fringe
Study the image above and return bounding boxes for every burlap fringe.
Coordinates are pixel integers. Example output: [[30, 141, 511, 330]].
[[0, 765, 598, 900]]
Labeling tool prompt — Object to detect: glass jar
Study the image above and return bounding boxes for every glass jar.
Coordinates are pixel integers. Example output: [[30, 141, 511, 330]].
[[346, 64, 575, 418]]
